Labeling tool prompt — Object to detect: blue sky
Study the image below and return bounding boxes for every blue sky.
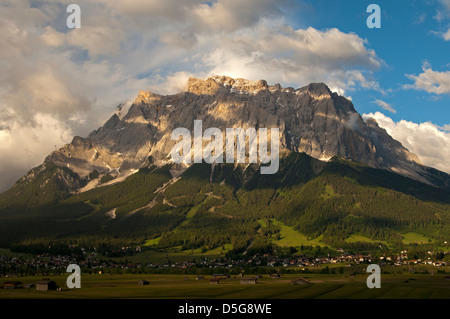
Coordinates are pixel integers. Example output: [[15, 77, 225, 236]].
[[0, 0, 449, 191], [284, 0, 450, 126]]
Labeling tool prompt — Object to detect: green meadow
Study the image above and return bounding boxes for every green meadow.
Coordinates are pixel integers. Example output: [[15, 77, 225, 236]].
[[96, 245, 233, 265], [401, 232, 433, 245], [269, 219, 326, 248], [1, 272, 449, 299]]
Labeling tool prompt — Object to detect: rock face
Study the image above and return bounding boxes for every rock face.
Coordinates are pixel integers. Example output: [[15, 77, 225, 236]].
[[43, 75, 446, 189]]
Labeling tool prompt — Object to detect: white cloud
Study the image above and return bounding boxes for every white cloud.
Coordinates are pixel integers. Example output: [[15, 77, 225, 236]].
[[372, 99, 396, 113], [431, 27, 450, 41], [41, 26, 65, 47], [434, 0, 450, 21], [66, 26, 125, 57], [154, 71, 197, 94], [0, 113, 73, 192], [404, 63, 450, 95], [102, 0, 285, 35], [203, 26, 382, 95], [443, 28, 450, 41], [363, 112, 450, 174], [0, 0, 384, 191]]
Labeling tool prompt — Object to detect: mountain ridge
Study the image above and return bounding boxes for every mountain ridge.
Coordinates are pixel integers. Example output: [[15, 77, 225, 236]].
[[36, 75, 448, 192]]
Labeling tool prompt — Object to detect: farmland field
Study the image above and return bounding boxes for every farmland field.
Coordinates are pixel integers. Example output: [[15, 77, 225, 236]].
[[1, 273, 449, 299]]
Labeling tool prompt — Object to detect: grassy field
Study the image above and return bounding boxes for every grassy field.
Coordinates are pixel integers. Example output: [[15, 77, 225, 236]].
[[103, 244, 234, 264], [401, 232, 433, 245], [1, 273, 449, 299], [321, 184, 336, 201], [345, 234, 378, 244], [270, 219, 326, 247]]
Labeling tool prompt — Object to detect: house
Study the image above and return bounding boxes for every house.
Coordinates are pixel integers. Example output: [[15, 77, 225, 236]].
[[240, 277, 257, 285], [3, 281, 23, 289], [138, 280, 149, 286], [210, 278, 220, 284], [196, 276, 204, 280], [270, 273, 281, 278], [212, 274, 230, 279], [291, 277, 310, 285], [36, 279, 58, 291], [183, 276, 189, 281]]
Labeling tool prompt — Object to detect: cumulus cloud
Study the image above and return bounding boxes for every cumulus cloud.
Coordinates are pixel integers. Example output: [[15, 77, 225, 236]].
[[96, 0, 382, 95], [443, 28, 450, 41], [0, 0, 384, 191], [0, 113, 73, 192], [103, 0, 285, 35], [372, 99, 396, 113], [404, 63, 450, 95], [363, 112, 450, 174], [203, 26, 382, 94]]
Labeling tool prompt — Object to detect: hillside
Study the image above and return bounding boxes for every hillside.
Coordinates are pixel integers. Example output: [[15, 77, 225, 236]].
[[0, 152, 449, 256]]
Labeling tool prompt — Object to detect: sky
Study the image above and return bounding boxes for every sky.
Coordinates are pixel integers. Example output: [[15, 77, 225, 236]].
[[0, 0, 449, 191]]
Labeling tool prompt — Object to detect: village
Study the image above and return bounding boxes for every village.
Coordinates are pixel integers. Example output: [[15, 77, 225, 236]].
[[1, 249, 448, 278]]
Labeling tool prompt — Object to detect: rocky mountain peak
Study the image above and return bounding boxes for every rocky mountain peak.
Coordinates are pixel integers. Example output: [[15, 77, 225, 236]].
[[299, 82, 333, 100], [188, 75, 271, 95], [39, 75, 448, 191], [187, 77, 226, 95], [364, 116, 380, 128], [134, 90, 161, 104]]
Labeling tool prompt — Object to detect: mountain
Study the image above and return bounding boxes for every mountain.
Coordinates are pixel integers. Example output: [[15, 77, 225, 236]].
[[0, 76, 449, 255], [43, 75, 449, 190]]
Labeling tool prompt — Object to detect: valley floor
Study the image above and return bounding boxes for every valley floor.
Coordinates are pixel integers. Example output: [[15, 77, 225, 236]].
[[1, 272, 449, 299]]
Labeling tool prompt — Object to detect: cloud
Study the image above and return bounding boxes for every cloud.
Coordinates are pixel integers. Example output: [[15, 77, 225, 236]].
[[203, 26, 382, 95], [0, 0, 384, 191], [431, 27, 450, 41], [0, 113, 73, 192], [96, 1, 383, 96], [404, 63, 450, 95], [41, 26, 65, 47], [103, 0, 286, 34], [372, 99, 396, 113], [192, 0, 285, 33], [443, 28, 450, 41], [363, 112, 450, 174], [440, 124, 450, 132], [434, 0, 450, 21], [414, 13, 427, 25], [442, 0, 450, 10], [66, 26, 125, 57]]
